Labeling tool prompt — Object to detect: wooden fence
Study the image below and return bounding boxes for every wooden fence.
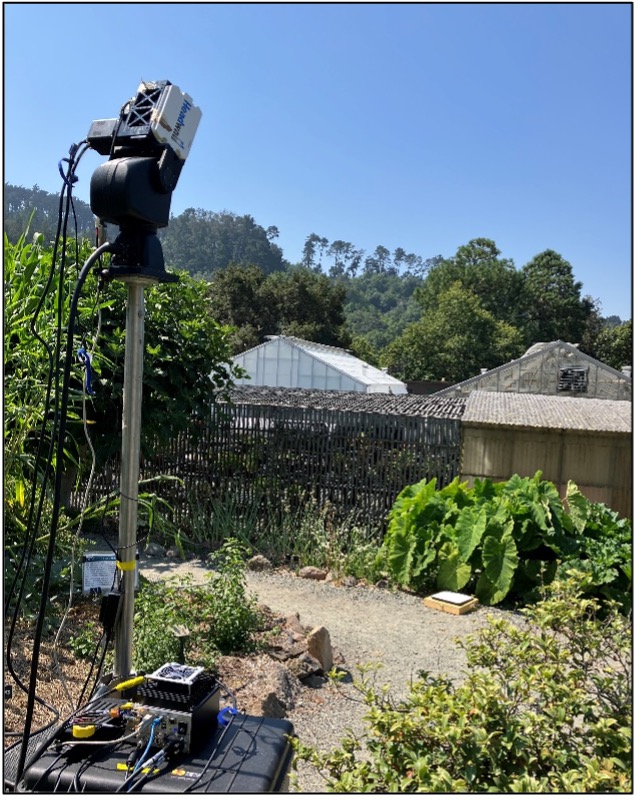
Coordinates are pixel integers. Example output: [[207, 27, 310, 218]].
[[78, 401, 462, 532]]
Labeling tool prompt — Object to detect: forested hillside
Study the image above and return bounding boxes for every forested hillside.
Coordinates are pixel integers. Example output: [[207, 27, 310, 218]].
[[5, 183, 631, 381], [5, 183, 95, 243]]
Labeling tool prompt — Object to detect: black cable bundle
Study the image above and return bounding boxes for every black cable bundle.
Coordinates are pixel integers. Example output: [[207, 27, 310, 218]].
[[4, 144, 117, 785]]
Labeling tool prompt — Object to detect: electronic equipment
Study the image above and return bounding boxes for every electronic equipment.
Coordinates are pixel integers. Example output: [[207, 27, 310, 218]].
[[129, 663, 220, 754], [88, 80, 201, 282], [9, 662, 294, 793]]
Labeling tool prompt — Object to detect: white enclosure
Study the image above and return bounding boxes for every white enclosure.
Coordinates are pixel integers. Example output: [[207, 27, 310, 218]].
[[232, 336, 407, 394]]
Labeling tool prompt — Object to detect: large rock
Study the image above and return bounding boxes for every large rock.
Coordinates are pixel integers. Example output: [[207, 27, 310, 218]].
[[299, 566, 328, 581], [247, 554, 272, 571], [223, 654, 302, 719], [306, 625, 333, 672]]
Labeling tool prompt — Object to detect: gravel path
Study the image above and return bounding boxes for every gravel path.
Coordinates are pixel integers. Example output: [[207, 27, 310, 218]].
[[139, 554, 515, 792]]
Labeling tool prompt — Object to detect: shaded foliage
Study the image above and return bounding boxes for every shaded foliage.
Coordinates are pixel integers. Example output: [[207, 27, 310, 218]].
[[206, 263, 351, 353]]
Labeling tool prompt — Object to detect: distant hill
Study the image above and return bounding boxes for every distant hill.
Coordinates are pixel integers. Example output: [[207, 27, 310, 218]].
[[4, 183, 95, 243]]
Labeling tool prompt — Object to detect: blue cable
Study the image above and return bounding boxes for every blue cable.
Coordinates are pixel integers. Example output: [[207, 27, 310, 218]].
[[217, 707, 237, 727], [77, 347, 95, 395], [130, 717, 161, 779]]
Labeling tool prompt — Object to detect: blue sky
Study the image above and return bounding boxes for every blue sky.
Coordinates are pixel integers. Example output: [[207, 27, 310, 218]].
[[3, 2, 632, 320]]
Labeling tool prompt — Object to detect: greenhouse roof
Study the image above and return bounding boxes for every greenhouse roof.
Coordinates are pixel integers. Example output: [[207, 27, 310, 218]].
[[463, 391, 631, 433], [262, 335, 407, 390], [433, 340, 631, 398]]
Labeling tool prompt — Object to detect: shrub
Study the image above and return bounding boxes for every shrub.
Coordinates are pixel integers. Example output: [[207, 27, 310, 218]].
[[133, 539, 263, 672], [384, 472, 631, 609], [293, 575, 632, 792]]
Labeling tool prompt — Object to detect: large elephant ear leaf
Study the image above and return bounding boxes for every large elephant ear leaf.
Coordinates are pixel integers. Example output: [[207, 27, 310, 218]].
[[475, 572, 500, 605], [455, 506, 487, 562], [481, 527, 518, 601], [436, 542, 472, 592], [386, 526, 417, 587], [565, 480, 589, 534]]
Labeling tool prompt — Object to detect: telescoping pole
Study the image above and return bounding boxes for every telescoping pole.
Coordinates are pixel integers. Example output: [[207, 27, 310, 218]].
[[113, 276, 154, 678]]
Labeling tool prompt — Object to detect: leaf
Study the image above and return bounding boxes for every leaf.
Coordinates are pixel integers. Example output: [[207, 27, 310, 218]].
[[482, 526, 518, 597], [15, 479, 25, 508], [455, 505, 487, 562], [565, 480, 589, 534], [386, 526, 417, 587], [437, 543, 472, 591], [475, 572, 503, 605]]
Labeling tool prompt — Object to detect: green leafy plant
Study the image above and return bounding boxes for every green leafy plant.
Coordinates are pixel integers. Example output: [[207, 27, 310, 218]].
[[293, 575, 632, 792], [133, 539, 263, 672], [384, 472, 631, 608], [68, 620, 102, 660]]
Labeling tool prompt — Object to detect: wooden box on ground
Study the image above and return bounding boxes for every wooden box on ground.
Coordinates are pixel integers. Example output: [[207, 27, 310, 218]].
[[424, 591, 479, 615]]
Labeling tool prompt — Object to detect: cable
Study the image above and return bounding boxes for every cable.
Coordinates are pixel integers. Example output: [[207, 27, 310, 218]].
[[183, 680, 238, 794], [5, 143, 91, 711], [52, 277, 105, 710], [114, 717, 162, 793], [4, 171, 77, 738], [14, 240, 116, 785]]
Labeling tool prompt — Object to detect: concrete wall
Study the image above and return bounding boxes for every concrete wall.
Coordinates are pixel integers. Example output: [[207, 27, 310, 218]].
[[460, 424, 632, 519]]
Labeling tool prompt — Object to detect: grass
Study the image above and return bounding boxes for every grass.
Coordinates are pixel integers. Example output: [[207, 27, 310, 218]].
[[171, 488, 389, 585]]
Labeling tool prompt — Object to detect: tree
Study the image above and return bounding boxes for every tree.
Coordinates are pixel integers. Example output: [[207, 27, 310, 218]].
[[383, 282, 524, 382], [345, 271, 423, 351], [159, 208, 287, 278], [520, 250, 595, 346], [207, 263, 352, 354], [415, 238, 525, 328], [204, 263, 274, 353], [260, 267, 351, 348], [591, 320, 632, 371], [4, 183, 95, 244], [302, 233, 329, 271]]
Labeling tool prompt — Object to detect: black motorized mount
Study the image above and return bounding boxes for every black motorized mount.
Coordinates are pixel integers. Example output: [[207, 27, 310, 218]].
[[87, 80, 201, 282]]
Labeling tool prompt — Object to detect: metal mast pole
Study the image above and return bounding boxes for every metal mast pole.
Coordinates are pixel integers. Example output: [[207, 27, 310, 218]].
[[114, 276, 154, 677]]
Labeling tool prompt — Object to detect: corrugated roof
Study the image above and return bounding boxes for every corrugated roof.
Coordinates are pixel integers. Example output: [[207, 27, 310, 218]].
[[463, 390, 631, 433], [226, 386, 467, 419]]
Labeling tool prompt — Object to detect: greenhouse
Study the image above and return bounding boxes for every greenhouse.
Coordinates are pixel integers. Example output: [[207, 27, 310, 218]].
[[434, 340, 631, 401]]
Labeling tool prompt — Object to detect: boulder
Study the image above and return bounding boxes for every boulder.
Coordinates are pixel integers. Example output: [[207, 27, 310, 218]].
[[306, 625, 333, 672], [283, 612, 305, 636], [299, 566, 328, 581], [247, 554, 272, 572]]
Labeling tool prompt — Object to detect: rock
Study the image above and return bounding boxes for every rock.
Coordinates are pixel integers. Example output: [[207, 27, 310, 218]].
[[306, 625, 333, 672], [375, 579, 389, 590], [270, 641, 306, 661], [257, 661, 300, 718], [144, 542, 165, 557], [283, 612, 305, 636], [301, 673, 327, 689], [342, 575, 357, 588], [288, 653, 323, 680], [299, 566, 328, 581], [225, 654, 301, 719], [247, 554, 272, 572], [165, 547, 181, 559]]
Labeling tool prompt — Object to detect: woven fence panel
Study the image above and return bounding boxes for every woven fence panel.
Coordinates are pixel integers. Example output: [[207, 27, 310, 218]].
[[76, 403, 461, 531]]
